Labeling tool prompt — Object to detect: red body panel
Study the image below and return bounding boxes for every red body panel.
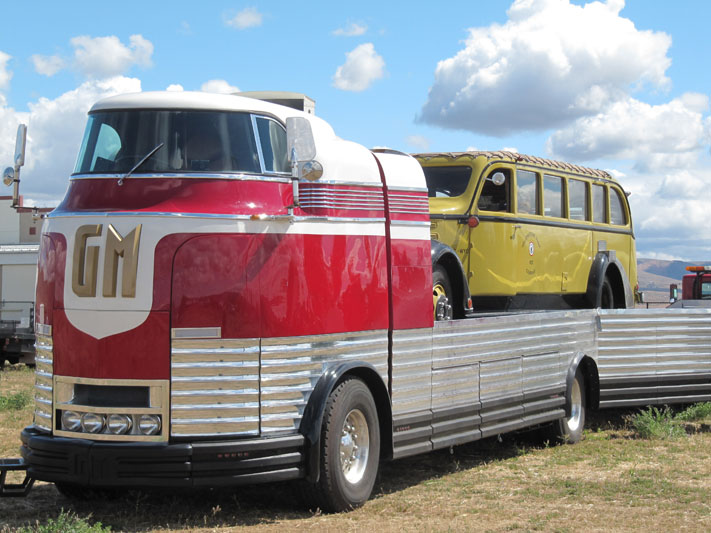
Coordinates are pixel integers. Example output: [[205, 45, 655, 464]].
[[53, 310, 170, 380], [171, 233, 389, 338]]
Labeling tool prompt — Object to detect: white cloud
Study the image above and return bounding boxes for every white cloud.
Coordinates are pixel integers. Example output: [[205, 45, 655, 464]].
[[71, 35, 154, 78], [225, 7, 263, 30], [547, 94, 709, 169], [31, 54, 65, 77], [333, 22, 367, 37], [0, 51, 12, 90], [200, 79, 240, 94], [0, 77, 141, 205], [406, 135, 430, 151], [166, 84, 184, 92], [419, 0, 672, 135], [333, 43, 385, 92], [501, 146, 518, 153]]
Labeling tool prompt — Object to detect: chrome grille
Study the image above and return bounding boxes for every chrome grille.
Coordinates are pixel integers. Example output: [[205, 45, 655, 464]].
[[170, 337, 260, 437], [260, 330, 389, 435], [33, 326, 53, 432]]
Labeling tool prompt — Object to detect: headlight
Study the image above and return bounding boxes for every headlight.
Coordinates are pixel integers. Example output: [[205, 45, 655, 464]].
[[138, 414, 161, 435], [80, 412, 105, 434], [107, 414, 133, 435], [61, 410, 82, 432]]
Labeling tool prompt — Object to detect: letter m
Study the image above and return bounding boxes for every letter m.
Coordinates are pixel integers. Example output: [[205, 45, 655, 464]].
[[102, 224, 142, 298]]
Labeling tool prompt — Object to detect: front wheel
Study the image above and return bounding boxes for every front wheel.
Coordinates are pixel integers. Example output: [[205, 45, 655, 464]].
[[304, 377, 380, 513], [552, 368, 586, 444], [433, 265, 453, 321]]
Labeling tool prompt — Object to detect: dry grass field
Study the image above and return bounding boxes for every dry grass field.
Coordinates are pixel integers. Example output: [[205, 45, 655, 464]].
[[2, 364, 711, 532]]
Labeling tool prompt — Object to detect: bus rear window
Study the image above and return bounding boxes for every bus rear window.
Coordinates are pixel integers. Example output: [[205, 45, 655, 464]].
[[610, 188, 628, 226], [422, 166, 472, 198]]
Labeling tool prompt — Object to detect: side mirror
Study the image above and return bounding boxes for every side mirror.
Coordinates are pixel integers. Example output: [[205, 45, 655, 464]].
[[15, 124, 27, 167], [286, 117, 317, 165], [488, 171, 506, 186], [285, 117, 322, 214]]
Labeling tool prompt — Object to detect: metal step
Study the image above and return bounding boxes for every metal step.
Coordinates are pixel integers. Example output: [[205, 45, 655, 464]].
[[0, 458, 35, 497]]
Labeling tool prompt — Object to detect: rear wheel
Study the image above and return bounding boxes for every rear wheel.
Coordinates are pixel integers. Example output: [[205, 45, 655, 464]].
[[303, 377, 380, 513], [599, 277, 614, 309], [433, 266, 453, 321], [551, 368, 586, 444]]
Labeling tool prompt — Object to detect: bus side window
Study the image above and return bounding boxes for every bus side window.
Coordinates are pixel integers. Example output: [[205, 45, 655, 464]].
[[568, 179, 588, 221], [516, 170, 538, 215], [543, 174, 564, 218], [610, 187, 628, 225], [592, 184, 606, 223], [478, 169, 511, 212]]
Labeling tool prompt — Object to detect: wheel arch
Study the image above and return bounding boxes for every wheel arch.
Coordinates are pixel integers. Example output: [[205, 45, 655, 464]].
[[565, 352, 600, 413], [430, 240, 472, 318], [585, 251, 634, 309], [299, 361, 392, 483]]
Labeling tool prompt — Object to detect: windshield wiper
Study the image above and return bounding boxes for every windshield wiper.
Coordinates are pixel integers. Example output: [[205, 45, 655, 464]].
[[117, 143, 165, 186]]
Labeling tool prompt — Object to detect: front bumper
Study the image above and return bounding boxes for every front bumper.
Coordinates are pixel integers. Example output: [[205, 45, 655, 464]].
[[21, 427, 304, 489]]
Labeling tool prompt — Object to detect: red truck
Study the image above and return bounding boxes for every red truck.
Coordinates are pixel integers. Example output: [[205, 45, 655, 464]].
[[4, 92, 711, 511]]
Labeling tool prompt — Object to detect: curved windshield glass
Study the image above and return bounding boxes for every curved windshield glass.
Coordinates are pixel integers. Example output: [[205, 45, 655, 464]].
[[73, 110, 287, 175]]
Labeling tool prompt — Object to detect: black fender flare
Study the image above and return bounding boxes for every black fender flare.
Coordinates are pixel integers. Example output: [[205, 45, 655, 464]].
[[298, 361, 392, 483], [430, 240, 473, 317], [585, 251, 634, 308], [564, 353, 600, 414]]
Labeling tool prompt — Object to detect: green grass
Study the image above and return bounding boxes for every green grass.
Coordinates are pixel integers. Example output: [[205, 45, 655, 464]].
[[0, 390, 31, 411], [629, 402, 711, 440], [8, 510, 110, 533], [675, 401, 711, 422]]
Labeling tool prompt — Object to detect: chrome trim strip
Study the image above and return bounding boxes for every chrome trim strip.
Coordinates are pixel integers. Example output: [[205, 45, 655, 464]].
[[386, 186, 429, 193], [389, 220, 431, 227], [171, 327, 221, 339], [48, 211, 387, 224], [70, 172, 292, 183]]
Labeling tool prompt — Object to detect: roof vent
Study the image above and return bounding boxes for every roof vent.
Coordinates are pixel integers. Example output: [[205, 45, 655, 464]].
[[237, 91, 315, 115]]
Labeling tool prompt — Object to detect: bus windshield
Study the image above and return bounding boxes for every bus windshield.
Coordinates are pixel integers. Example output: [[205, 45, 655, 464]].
[[73, 110, 288, 175]]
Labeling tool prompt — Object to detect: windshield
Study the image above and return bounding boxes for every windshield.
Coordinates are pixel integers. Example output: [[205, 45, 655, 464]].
[[421, 165, 472, 198], [73, 110, 289, 175]]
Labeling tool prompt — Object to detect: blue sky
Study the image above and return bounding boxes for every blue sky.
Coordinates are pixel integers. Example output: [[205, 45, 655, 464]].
[[1, 0, 711, 260]]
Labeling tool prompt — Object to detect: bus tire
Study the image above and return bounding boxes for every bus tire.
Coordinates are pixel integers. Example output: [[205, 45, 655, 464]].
[[599, 276, 614, 309], [552, 368, 586, 444], [433, 265, 453, 321], [303, 377, 380, 513]]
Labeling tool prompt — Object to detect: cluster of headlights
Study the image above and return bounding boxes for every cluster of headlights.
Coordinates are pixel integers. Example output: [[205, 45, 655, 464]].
[[60, 410, 162, 436]]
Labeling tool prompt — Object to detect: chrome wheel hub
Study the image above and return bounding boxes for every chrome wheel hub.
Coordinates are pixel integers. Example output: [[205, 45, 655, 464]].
[[340, 408, 369, 484], [567, 378, 582, 432]]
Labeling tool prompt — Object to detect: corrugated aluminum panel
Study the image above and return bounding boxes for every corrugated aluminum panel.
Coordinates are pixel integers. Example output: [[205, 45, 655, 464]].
[[171, 338, 260, 437], [431, 311, 597, 407], [598, 308, 711, 380], [391, 328, 432, 416], [260, 330, 388, 435]]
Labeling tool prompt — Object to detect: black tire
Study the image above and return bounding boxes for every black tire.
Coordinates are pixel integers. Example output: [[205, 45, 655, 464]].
[[433, 265, 453, 321], [551, 368, 586, 444], [303, 377, 380, 513], [599, 277, 614, 309]]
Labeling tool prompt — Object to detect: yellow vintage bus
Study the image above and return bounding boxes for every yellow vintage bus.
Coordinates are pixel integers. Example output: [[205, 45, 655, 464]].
[[415, 151, 637, 316]]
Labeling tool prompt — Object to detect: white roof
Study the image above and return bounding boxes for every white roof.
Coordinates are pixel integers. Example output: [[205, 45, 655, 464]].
[[90, 91, 382, 185]]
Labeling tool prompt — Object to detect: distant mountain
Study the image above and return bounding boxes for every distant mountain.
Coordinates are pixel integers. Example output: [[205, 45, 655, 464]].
[[637, 258, 709, 291]]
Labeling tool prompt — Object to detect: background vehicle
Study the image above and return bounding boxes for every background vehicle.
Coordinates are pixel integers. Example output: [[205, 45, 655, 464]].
[[416, 151, 637, 314]]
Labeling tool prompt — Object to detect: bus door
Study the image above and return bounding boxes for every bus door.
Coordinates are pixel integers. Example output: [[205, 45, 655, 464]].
[[469, 165, 517, 297]]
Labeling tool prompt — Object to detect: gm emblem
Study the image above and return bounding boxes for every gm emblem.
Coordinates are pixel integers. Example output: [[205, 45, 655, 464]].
[[72, 224, 142, 298]]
